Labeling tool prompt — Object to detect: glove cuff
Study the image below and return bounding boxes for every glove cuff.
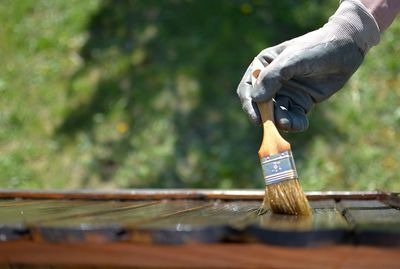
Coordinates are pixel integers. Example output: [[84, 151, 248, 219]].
[[330, 0, 380, 54]]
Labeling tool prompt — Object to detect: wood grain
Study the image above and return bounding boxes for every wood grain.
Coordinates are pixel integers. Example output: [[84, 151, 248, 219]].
[[40, 200, 209, 227], [0, 241, 399, 269], [337, 199, 400, 246], [337, 200, 391, 213], [0, 191, 399, 247], [0, 200, 147, 225], [141, 201, 259, 229], [345, 208, 400, 227]]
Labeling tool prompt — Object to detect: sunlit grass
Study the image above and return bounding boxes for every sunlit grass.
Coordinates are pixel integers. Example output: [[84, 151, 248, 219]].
[[0, 0, 398, 191]]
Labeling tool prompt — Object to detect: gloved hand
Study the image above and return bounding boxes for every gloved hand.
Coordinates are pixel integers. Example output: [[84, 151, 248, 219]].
[[237, 0, 380, 132]]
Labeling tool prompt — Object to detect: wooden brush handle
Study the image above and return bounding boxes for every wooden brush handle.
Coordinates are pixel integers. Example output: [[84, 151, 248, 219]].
[[251, 58, 291, 158], [257, 101, 290, 157]]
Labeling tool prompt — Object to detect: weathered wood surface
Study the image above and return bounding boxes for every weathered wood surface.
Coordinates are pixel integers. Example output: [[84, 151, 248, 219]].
[[0, 190, 399, 268], [337, 199, 400, 246], [0, 193, 399, 246]]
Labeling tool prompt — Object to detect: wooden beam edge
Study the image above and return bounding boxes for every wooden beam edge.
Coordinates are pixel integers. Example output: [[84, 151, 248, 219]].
[[0, 189, 386, 201], [0, 241, 398, 269]]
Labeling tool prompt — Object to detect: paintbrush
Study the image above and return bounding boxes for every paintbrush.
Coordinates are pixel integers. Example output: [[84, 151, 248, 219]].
[[251, 57, 311, 215]]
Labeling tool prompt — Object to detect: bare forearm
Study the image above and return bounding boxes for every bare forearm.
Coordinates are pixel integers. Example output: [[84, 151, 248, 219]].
[[359, 0, 400, 31]]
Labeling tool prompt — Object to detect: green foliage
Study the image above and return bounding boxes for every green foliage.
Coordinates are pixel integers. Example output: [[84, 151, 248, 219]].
[[0, 0, 398, 191]]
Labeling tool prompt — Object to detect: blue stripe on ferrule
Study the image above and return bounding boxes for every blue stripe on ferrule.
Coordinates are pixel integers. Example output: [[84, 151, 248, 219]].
[[260, 150, 298, 186]]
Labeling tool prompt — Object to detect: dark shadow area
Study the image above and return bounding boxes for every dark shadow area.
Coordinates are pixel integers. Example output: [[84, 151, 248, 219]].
[[56, 0, 343, 188]]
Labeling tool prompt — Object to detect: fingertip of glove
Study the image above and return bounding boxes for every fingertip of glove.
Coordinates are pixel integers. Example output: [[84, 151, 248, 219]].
[[276, 117, 291, 132], [242, 100, 262, 126], [276, 116, 309, 133], [248, 112, 262, 126], [274, 107, 309, 133]]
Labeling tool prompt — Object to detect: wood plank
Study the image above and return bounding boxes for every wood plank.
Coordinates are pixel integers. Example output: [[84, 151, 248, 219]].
[[345, 209, 400, 227], [337, 199, 400, 229], [141, 199, 336, 230], [339, 200, 400, 246], [345, 209, 400, 246], [36, 201, 159, 224], [40, 200, 210, 227], [0, 241, 399, 269], [246, 203, 350, 246], [125, 201, 260, 244], [0, 199, 350, 245], [240, 200, 341, 234], [0, 199, 337, 229], [0, 194, 399, 247], [0, 200, 101, 241], [140, 201, 259, 229], [337, 200, 391, 214], [35, 200, 215, 243], [142, 199, 339, 230], [0, 200, 149, 225], [253, 202, 348, 231], [0, 199, 157, 242]]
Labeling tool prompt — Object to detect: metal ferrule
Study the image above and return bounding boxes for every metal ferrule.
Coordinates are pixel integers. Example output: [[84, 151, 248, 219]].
[[260, 150, 298, 186]]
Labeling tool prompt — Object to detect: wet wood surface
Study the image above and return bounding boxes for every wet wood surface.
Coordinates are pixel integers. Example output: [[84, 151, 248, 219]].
[[0, 194, 399, 245], [0, 199, 347, 230], [0, 190, 399, 268]]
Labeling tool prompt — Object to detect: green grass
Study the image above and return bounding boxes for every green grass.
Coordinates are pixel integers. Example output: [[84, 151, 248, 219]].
[[0, 0, 398, 191]]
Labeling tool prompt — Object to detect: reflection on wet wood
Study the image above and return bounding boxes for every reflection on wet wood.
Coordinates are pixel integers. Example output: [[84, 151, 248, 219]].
[[87, 200, 346, 231], [0, 200, 96, 225], [0, 190, 400, 268], [255, 208, 347, 231], [141, 201, 260, 229], [40, 200, 209, 227], [0, 192, 399, 246], [0, 200, 154, 226], [0, 198, 380, 230]]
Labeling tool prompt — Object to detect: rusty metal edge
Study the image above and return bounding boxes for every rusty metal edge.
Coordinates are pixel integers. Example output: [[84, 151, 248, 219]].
[[0, 189, 386, 201]]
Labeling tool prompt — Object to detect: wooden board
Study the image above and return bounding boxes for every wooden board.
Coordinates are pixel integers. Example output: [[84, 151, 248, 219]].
[[0, 242, 399, 269], [0, 190, 399, 268], [0, 192, 399, 246], [247, 200, 350, 246], [337, 199, 400, 246], [0, 199, 353, 246]]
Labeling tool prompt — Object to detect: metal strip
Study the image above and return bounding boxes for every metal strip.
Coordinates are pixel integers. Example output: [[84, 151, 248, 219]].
[[260, 150, 298, 186]]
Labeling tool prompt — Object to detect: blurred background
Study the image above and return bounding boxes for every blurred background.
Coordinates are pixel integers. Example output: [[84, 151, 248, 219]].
[[0, 0, 399, 191]]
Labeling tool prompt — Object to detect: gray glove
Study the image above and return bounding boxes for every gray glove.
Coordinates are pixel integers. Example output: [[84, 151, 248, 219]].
[[237, 0, 380, 132]]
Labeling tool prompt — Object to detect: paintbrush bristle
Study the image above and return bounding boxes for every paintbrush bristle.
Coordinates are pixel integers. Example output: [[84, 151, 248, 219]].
[[259, 179, 311, 215]]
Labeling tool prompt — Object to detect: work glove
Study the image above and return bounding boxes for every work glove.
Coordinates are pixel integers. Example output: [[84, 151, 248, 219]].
[[237, 0, 380, 132]]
